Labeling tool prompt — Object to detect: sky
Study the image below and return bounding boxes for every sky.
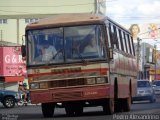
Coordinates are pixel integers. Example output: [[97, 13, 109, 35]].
[[106, 0, 160, 24], [106, 0, 160, 48]]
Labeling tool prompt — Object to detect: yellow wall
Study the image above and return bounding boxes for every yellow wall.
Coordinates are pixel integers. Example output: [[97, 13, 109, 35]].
[[0, 0, 96, 45], [19, 19, 27, 44], [0, 0, 95, 15], [0, 19, 17, 44]]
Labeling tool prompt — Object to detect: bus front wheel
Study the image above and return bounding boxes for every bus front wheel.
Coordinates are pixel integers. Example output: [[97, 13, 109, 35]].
[[65, 102, 83, 116], [41, 103, 55, 118], [103, 98, 114, 115], [65, 105, 75, 116]]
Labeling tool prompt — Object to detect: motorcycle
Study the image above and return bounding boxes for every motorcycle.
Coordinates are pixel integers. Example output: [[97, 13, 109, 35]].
[[18, 92, 30, 106]]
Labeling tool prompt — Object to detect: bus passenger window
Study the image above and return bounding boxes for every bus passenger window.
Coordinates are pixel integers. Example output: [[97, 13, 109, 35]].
[[118, 29, 124, 51]]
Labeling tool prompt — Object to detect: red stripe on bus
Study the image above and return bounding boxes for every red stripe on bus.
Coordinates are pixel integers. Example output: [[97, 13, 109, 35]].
[[28, 68, 109, 77]]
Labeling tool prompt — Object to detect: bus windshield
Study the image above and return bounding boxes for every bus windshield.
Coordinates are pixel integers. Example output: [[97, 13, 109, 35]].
[[27, 25, 106, 65]]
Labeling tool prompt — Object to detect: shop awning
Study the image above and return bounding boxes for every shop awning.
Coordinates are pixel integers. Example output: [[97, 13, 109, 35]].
[[0, 76, 24, 83]]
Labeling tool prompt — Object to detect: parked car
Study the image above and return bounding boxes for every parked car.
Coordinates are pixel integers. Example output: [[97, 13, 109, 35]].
[[152, 80, 160, 95], [132, 80, 156, 103], [0, 89, 20, 108]]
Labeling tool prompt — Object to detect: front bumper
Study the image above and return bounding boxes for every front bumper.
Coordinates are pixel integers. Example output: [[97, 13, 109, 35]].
[[154, 89, 160, 95], [30, 85, 110, 104], [132, 95, 153, 101]]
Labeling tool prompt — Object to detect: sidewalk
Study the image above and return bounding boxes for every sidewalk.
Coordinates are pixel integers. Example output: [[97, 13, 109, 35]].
[[16, 102, 40, 106], [0, 102, 40, 108]]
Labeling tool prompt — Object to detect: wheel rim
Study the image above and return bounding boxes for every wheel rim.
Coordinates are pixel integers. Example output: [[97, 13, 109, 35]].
[[5, 98, 14, 107]]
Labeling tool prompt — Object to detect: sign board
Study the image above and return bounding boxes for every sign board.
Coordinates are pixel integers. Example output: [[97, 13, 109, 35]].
[[0, 46, 26, 76]]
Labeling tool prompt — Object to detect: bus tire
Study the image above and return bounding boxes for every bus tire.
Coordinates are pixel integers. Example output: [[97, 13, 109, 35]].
[[114, 99, 123, 112], [65, 104, 75, 116], [74, 105, 83, 116], [65, 102, 83, 116], [103, 98, 114, 115], [41, 103, 55, 118], [123, 96, 131, 112]]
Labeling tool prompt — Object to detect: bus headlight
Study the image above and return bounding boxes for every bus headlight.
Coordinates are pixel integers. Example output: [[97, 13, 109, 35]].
[[30, 83, 39, 89], [86, 78, 96, 85], [96, 77, 106, 84], [28, 77, 33, 82]]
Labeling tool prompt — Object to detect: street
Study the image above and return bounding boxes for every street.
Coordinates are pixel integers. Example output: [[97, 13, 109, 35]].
[[0, 96, 160, 120]]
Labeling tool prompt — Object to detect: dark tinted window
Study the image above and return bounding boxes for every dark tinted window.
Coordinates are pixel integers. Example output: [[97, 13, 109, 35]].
[[108, 23, 114, 48], [123, 32, 128, 53], [118, 29, 124, 51], [113, 25, 119, 49], [127, 34, 132, 54], [137, 81, 151, 87]]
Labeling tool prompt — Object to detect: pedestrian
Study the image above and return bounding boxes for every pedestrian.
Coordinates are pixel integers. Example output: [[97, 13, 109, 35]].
[[18, 81, 28, 104]]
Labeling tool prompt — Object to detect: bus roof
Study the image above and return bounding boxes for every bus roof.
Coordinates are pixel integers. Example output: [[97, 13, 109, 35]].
[[26, 13, 106, 30], [25, 13, 130, 34]]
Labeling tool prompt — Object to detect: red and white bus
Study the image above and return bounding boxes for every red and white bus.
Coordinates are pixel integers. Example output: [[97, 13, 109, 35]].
[[22, 13, 137, 117]]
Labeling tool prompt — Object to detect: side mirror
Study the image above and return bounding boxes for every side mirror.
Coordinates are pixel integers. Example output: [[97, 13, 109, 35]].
[[21, 35, 26, 57], [109, 48, 113, 59], [21, 45, 26, 57]]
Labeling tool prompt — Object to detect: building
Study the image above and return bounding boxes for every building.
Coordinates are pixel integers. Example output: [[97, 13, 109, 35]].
[[125, 23, 160, 81], [0, 0, 107, 45], [0, 0, 106, 90], [140, 42, 155, 80]]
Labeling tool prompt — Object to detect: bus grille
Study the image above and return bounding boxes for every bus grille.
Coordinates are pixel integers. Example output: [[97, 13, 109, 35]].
[[52, 78, 85, 88]]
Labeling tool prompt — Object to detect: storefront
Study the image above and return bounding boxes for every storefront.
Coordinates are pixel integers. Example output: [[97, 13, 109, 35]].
[[0, 46, 26, 91]]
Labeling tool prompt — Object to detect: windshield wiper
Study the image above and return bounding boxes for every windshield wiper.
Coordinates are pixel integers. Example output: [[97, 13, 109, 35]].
[[43, 49, 64, 65], [52, 48, 64, 60], [72, 48, 87, 64]]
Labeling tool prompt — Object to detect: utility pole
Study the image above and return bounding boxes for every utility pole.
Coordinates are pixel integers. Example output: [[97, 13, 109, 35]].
[[95, 0, 106, 15], [153, 40, 160, 80], [154, 44, 157, 80], [142, 43, 146, 79], [0, 30, 2, 41], [95, 0, 98, 14], [137, 37, 141, 79]]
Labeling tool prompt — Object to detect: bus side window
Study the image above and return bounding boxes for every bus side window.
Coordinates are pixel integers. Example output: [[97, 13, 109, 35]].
[[125, 34, 131, 54], [121, 31, 126, 53], [118, 29, 124, 51], [127, 34, 132, 54], [128, 35, 135, 56], [123, 31, 128, 53], [113, 25, 119, 49], [116, 28, 122, 50], [108, 23, 114, 48]]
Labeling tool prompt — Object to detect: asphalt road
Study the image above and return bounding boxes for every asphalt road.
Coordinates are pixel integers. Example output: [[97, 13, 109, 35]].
[[0, 96, 160, 120]]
